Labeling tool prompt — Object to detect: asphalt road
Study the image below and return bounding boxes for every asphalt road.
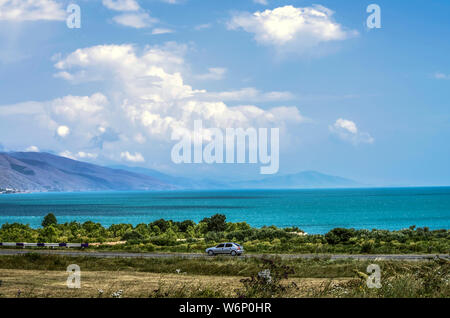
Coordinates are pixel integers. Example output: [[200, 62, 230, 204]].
[[0, 249, 448, 261]]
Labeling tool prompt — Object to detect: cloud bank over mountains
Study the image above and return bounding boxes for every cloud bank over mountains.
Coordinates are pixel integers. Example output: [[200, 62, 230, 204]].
[[0, 42, 306, 165], [0, 2, 375, 176]]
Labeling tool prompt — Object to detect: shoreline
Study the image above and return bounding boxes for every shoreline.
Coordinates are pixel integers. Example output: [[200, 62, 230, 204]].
[[1, 185, 450, 196]]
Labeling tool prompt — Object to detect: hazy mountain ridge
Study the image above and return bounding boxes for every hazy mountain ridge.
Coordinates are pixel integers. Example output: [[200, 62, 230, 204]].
[[233, 170, 360, 189], [110, 166, 361, 189], [108, 165, 231, 189], [0, 152, 361, 192]]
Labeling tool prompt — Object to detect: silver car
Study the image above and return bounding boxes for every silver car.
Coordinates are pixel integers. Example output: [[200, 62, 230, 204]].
[[206, 242, 244, 256]]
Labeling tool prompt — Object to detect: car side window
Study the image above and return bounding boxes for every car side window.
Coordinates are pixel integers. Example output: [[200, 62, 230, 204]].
[[216, 244, 224, 248], [225, 243, 232, 247]]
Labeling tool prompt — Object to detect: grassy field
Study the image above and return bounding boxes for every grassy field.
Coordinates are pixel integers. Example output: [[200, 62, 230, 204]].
[[0, 253, 448, 298]]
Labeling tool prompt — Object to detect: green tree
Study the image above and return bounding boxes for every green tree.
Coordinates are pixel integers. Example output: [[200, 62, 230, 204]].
[[41, 213, 57, 228], [122, 230, 144, 241], [108, 223, 132, 238], [176, 220, 195, 232], [149, 219, 170, 232], [201, 214, 227, 232], [38, 225, 61, 242], [325, 228, 355, 244]]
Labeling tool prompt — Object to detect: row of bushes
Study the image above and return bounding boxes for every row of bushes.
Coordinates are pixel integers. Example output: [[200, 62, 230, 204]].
[[0, 214, 448, 254]]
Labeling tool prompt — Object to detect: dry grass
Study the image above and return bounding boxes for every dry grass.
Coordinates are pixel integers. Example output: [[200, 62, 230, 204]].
[[0, 269, 239, 298], [1, 255, 447, 298], [0, 269, 350, 298]]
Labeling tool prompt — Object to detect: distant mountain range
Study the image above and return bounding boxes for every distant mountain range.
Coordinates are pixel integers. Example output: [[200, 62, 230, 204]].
[[0, 152, 361, 193], [108, 165, 229, 189], [0, 152, 174, 192], [232, 170, 360, 189], [111, 165, 360, 189]]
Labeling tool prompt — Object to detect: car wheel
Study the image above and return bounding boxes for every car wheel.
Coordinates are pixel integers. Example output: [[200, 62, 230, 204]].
[[208, 250, 214, 256], [231, 250, 237, 256]]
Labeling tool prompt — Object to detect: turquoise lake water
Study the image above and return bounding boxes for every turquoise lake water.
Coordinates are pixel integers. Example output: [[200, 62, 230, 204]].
[[0, 187, 449, 234]]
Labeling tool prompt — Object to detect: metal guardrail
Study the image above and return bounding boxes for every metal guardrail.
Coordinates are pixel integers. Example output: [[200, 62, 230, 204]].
[[0, 242, 88, 248]]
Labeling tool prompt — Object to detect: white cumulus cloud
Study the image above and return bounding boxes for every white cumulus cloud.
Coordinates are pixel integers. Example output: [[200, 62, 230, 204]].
[[0, 0, 66, 22], [57, 125, 70, 138], [121, 151, 145, 162], [329, 118, 374, 145], [196, 67, 227, 81], [77, 151, 98, 159], [253, 0, 268, 5], [103, 0, 158, 29], [102, 0, 140, 11], [60, 150, 98, 161], [112, 12, 157, 28], [228, 5, 357, 55], [152, 28, 175, 35], [25, 145, 39, 152], [51, 94, 107, 122]]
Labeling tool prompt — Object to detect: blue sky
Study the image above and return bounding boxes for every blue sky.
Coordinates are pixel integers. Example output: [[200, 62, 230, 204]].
[[0, 0, 449, 186]]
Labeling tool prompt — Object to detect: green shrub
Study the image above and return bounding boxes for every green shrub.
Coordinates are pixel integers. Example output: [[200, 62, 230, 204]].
[[122, 230, 144, 241], [325, 228, 355, 244], [41, 213, 57, 228], [201, 214, 227, 232]]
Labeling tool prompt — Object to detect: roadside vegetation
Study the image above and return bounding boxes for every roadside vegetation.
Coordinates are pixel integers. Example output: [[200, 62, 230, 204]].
[[0, 254, 448, 298], [0, 213, 449, 254]]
